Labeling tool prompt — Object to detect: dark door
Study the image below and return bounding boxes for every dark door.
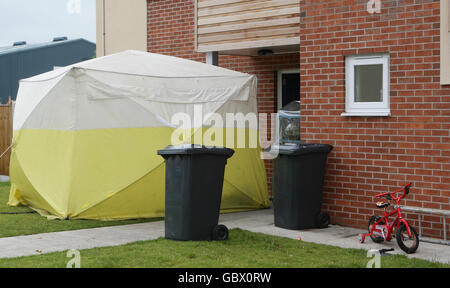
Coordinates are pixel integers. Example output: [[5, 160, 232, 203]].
[[280, 72, 300, 109]]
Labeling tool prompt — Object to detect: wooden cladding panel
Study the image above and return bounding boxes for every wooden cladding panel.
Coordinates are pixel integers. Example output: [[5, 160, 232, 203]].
[[196, 0, 300, 53], [198, 0, 299, 17]]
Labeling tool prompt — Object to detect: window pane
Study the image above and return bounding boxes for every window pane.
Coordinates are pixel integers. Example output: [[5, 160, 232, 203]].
[[354, 64, 383, 102]]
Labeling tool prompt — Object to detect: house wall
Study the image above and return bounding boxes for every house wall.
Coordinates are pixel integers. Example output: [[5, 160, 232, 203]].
[[300, 0, 450, 239], [147, 0, 300, 193], [96, 0, 147, 56], [147, 0, 448, 239]]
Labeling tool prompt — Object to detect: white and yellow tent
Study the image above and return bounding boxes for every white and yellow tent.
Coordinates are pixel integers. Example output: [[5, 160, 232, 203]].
[[8, 50, 269, 220]]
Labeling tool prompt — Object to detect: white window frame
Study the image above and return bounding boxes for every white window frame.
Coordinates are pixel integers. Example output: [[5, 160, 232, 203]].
[[440, 0, 450, 85], [277, 69, 300, 110], [342, 54, 390, 117]]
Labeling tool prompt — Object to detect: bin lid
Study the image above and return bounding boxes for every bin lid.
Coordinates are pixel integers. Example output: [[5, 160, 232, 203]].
[[279, 110, 300, 119], [280, 100, 300, 112], [276, 143, 333, 155], [278, 100, 300, 118], [157, 144, 235, 158]]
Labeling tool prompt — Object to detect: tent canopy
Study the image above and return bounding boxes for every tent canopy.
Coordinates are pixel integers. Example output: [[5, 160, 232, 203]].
[[8, 50, 269, 220]]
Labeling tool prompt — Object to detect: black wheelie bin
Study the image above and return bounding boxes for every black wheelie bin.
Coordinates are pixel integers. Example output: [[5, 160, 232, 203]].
[[158, 144, 234, 241], [273, 143, 333, 230]]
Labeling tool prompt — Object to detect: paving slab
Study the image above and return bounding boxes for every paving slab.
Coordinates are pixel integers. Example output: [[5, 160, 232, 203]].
[[0, 208, 449, 264]]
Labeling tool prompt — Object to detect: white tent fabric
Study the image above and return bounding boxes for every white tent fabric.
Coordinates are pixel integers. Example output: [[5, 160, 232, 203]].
[[15, 50, 256, 131], [8, 50, 269, 220]]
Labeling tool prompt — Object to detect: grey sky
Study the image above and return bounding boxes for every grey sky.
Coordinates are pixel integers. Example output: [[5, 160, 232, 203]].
[[0, 0, 96, 47]]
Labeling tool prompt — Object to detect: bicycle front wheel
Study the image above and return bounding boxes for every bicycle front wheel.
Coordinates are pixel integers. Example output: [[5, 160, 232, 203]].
[[396, 224, 419, 254]]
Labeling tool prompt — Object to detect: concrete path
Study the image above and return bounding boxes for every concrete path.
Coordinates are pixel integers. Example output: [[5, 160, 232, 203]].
[[0, 209, 449, 264]]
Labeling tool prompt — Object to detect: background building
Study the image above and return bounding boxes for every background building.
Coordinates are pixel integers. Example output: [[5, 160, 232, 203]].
[[0, 38, 96, 104]]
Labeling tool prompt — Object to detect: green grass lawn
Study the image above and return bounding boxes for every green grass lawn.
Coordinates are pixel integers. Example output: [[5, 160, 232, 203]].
[[1, 182, 448, 268], [0, 229, 448, 268], [0, 182, 160, 238]]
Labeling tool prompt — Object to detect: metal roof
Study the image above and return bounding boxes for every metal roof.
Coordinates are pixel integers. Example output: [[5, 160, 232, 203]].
[[0, 38, 96, 104]]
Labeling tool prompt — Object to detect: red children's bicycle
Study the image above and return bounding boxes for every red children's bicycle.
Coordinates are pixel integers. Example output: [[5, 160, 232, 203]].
[[359, 183, 419, 254]]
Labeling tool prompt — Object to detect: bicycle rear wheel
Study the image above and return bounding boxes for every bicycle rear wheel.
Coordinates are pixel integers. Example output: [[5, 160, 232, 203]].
[[368, 215, 385, 243]]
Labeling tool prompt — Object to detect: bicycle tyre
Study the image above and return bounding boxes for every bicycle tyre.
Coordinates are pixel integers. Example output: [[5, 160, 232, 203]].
[[396, 224, 419, 254], [368, 215, 385, 243]]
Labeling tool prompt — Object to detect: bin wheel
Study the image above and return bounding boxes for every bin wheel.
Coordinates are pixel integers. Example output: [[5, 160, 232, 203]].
[[316, 212, 330, 228], [212, 224, 229, 241]]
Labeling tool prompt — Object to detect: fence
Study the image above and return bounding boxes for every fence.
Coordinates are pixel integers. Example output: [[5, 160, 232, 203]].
[[0, 100, 13, 176]]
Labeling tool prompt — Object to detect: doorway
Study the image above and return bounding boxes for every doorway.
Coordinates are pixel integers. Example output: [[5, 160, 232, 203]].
[[277, 69, 300, 110]]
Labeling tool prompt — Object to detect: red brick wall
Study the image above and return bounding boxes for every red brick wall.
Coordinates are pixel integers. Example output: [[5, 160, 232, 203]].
[[147, 0, 299, 193], [300, 0, 450, 239], [148, 0, 204, 61]]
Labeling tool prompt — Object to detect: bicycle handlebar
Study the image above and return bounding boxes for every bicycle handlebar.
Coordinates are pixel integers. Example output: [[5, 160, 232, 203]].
[[375, 183, 412, 202]]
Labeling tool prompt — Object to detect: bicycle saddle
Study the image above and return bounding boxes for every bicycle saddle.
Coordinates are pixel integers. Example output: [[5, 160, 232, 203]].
[[376, 201, 390, 208]]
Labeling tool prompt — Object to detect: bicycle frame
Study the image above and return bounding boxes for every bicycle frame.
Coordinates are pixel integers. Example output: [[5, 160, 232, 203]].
[[360, 183, 413, 242]]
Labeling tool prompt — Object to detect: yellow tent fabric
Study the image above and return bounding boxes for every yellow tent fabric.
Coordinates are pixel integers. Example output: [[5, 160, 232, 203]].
[[8, 51, 270, 220]]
